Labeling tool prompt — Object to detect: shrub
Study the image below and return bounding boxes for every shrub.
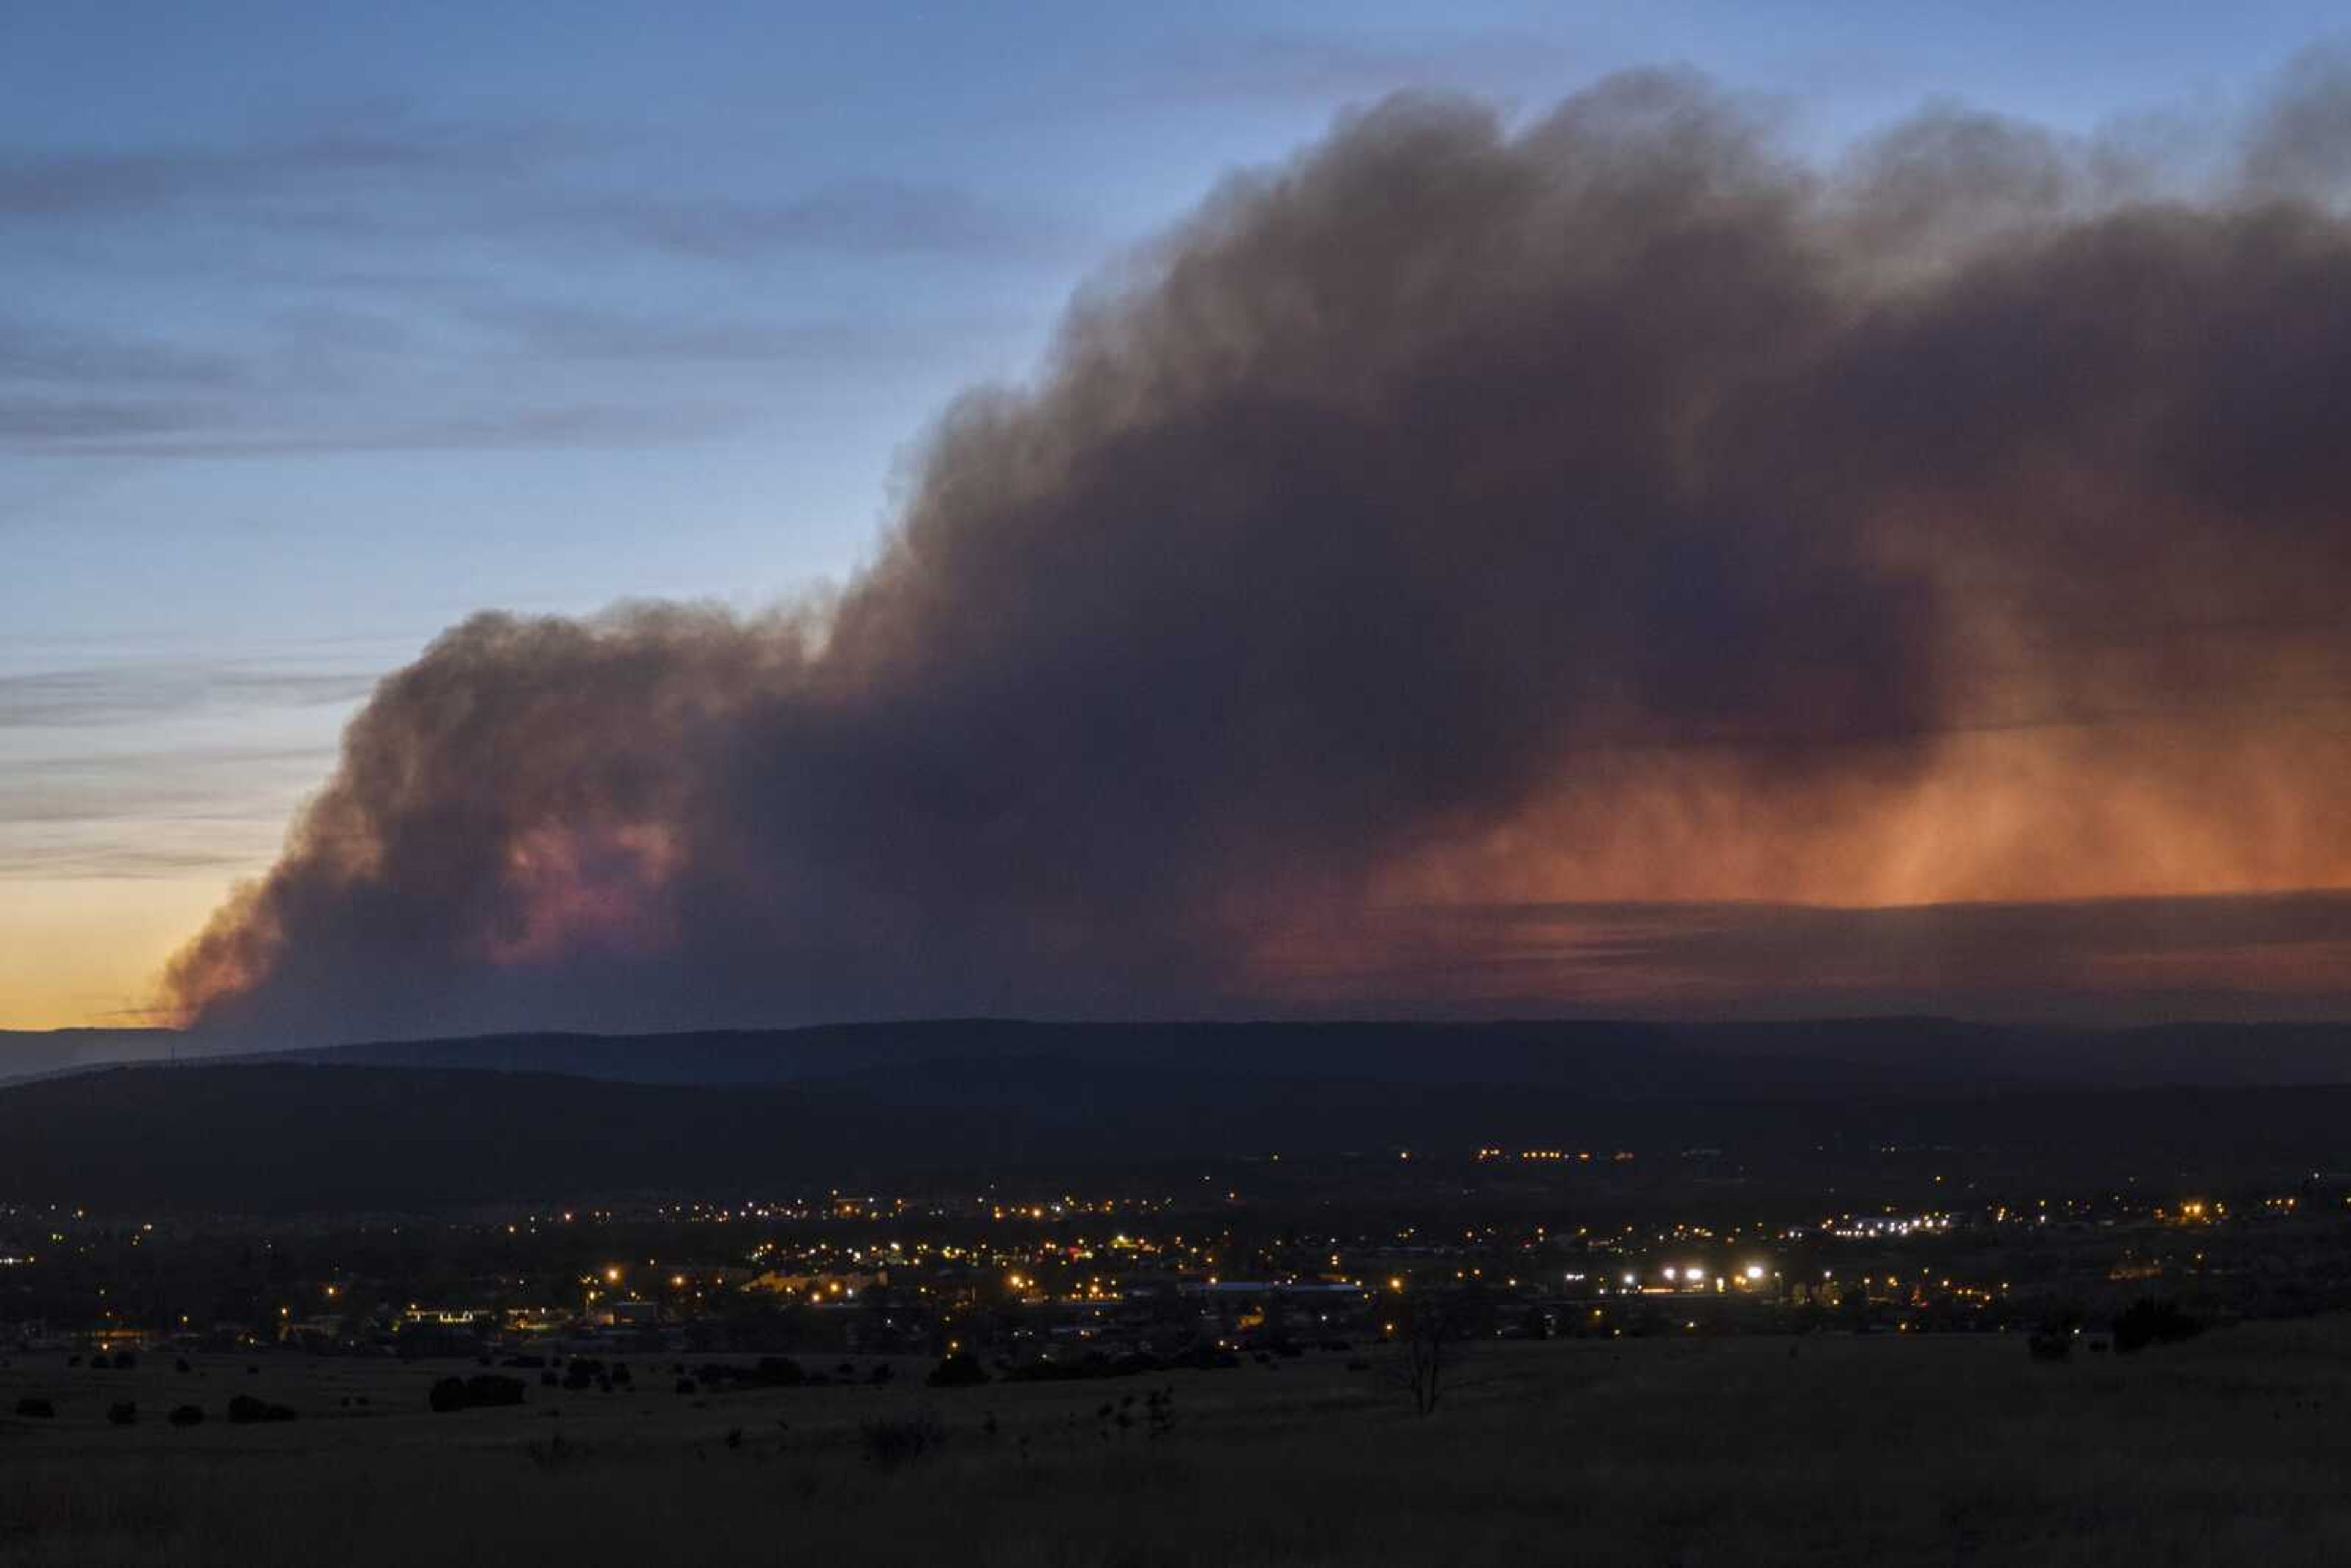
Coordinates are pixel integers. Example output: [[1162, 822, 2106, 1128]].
[[861, 1409, 945, 1469], [749, 1357, 804, 1389], [168, 1405, 204, 1428], [15, 1397, 56, 1419], [2113, 1299, 2206, 1354], [108, 1401, 138, 1427], [926, 1352, 990, 1389], [2030, 1307, 2082, 1362], [227, 1394, 297, 1424], [432, 1374, 528, 1413]]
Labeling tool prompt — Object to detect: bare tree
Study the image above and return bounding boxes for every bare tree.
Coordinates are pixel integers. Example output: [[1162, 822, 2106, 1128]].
[[1385, 1291, 1469, 1417]]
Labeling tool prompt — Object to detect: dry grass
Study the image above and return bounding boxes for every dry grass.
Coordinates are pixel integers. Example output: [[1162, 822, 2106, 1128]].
[[7, 1323, 2351, 1565]]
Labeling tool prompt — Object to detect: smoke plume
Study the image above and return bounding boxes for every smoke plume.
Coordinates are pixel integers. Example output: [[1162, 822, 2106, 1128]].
[[169, 64, 2351, 1038]]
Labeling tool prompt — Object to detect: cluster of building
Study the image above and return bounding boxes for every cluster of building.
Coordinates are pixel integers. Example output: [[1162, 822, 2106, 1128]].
[[10, 1171, 2351, 1359]]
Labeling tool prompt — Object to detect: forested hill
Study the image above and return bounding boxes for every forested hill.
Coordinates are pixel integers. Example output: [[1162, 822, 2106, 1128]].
[[10, 1059, 2351, 1213], [274, 1016, 2351, 1095]]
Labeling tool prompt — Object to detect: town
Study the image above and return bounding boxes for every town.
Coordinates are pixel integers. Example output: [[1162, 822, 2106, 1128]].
[[9, 1146, 2349, 1371]]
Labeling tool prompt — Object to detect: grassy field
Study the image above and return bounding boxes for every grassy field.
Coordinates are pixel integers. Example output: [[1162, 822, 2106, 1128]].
[[7, 1322, 2351, 1566]]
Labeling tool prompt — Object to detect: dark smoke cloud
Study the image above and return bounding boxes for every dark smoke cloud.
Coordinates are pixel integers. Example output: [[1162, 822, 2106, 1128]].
[[171, 64, 2351, 1040]]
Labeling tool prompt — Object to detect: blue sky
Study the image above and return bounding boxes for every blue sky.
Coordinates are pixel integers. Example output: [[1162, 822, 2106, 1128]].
[[2, 0, 2345, 1024]]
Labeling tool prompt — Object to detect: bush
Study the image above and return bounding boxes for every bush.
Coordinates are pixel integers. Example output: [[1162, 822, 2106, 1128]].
[[432, 1374, 528, 1413], [925, 1352, 990, 1389], [168, 1405, 204, 1428], [2029, 1307, 2082, 1362], [15, 1397, 56, 1419], [227, 1394, 297, 1424], [2113, 1299, 2205, 1354], [749, 1357, 804, 1389], [861, 1409, 945, 1469], [108, 1401, 138, 1427]]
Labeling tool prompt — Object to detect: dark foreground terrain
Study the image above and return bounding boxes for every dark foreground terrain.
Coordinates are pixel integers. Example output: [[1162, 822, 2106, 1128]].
[[8, 1319, 2351, 1566]]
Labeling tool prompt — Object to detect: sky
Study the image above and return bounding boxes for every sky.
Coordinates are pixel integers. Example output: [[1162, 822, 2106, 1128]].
[[6, 2, 2351, 1034]]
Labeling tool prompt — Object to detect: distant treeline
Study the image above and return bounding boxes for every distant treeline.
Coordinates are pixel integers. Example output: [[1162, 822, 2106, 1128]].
[[6, 1056, 2351, 1212]]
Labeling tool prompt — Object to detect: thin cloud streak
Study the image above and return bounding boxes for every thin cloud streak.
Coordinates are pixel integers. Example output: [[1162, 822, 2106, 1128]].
[[571, 180, 1081, 264], [0, 318, 242, 388], [1277, 892, 2351, 1022], [4, 400, 756, 460], [0, 666, 376, 729], [1, 120, 1063, 262]]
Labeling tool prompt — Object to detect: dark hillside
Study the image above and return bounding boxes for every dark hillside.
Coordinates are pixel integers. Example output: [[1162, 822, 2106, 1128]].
[[11, 1059, 2351, 1212], [274, 1016, 2351, 1095]]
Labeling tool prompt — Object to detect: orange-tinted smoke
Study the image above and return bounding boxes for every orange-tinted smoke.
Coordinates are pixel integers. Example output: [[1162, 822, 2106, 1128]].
[[165, 61, 2351, 1037]]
